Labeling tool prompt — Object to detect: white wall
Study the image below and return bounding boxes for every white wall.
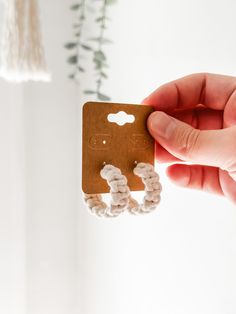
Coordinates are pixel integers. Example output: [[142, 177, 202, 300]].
[[0, 5, 26, 313], [0, 1, 236, 314]]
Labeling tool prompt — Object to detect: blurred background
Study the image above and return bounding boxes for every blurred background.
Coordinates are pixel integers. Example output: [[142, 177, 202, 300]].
[[0, 0, 236, 313]]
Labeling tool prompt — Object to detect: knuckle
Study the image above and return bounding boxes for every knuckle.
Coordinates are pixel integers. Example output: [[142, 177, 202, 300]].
[[174, 126, 200, 159], [221, 128, 236, 172], [223, 155, 236, 174]]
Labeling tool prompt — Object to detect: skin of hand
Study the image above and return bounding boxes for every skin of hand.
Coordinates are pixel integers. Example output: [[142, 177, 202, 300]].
[[143, 73, 236, 204]]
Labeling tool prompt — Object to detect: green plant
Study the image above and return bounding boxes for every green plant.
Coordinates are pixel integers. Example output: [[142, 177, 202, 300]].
[[65, 0, 87, 81], [65, 0, 116, 101]]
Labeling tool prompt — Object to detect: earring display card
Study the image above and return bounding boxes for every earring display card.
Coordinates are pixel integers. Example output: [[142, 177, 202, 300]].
[[82, 102, 155, 194]]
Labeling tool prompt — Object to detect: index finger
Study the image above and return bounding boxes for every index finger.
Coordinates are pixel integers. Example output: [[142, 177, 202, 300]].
[[142, 73, 236, 112]]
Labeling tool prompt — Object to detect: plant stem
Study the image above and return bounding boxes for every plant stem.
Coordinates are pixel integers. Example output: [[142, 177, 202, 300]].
[[96, 0, 107, 96], [73, 0, 86, 81]]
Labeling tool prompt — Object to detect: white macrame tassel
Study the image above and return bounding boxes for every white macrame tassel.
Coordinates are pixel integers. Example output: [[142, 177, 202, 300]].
[[0, 0, 50, 82]]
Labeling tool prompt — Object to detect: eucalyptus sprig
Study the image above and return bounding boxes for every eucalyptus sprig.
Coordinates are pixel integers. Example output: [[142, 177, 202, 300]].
[[65, 0, 91, 82], [84, 0, 115, 101], [65, 0, 116, 101]]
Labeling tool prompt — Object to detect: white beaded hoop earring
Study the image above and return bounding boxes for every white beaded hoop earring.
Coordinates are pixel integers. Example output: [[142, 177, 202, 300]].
[[84, 163, 161, 218], [128, 162, 162, 215], [84, 164, 130, 218]]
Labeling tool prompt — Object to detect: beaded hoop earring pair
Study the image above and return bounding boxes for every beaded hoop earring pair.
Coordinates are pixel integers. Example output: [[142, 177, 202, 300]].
[[84, 162, 161, 218]]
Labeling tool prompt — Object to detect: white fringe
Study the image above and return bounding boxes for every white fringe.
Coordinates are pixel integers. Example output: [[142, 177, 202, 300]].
[[0, 0, 50, 82]]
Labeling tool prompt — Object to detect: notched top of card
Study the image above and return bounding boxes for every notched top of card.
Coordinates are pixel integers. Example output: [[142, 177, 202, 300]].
[[82, 102, 154, 194]]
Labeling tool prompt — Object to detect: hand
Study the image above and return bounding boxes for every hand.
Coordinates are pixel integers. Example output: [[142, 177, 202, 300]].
[[143, 73, 236, 204]]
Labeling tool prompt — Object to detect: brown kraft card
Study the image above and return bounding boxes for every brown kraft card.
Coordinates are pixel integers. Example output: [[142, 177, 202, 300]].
[[82, 102, 155, 194]]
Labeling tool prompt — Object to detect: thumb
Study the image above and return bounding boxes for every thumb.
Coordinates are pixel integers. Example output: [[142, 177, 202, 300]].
[[147, 111, 236, 172]]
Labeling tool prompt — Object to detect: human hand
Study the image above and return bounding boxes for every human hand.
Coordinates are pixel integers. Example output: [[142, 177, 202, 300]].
[[143, 73, 236, 204]]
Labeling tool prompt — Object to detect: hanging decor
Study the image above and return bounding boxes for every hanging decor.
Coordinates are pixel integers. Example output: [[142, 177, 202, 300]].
[[0, 0, 50, 82]]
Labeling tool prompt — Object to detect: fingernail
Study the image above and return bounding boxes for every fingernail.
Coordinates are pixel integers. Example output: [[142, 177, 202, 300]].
[[148, 111, 176, 139]]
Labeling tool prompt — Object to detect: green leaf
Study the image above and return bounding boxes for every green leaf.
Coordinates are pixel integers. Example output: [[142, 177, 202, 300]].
[[70, 3, 81, 10], [88, 37, 112, 44], [84, 90, 97, 95], [94, 61, 102, 70], [81, 44, 92, 51], [94, 50, 106, 62], [93, 57, 102, 67], [97, 93, 111, 101], [96, 17, 104, 22], [101, 72, 108, 79], [67, 55, 78, 64], [64, 42, 77, 49], [78, 66, 85, 72], [68, 74, 75, 79]]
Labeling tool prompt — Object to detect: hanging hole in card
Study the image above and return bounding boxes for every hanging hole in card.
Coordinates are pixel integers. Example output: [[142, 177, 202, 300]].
[[107, 111, 135, 126]]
